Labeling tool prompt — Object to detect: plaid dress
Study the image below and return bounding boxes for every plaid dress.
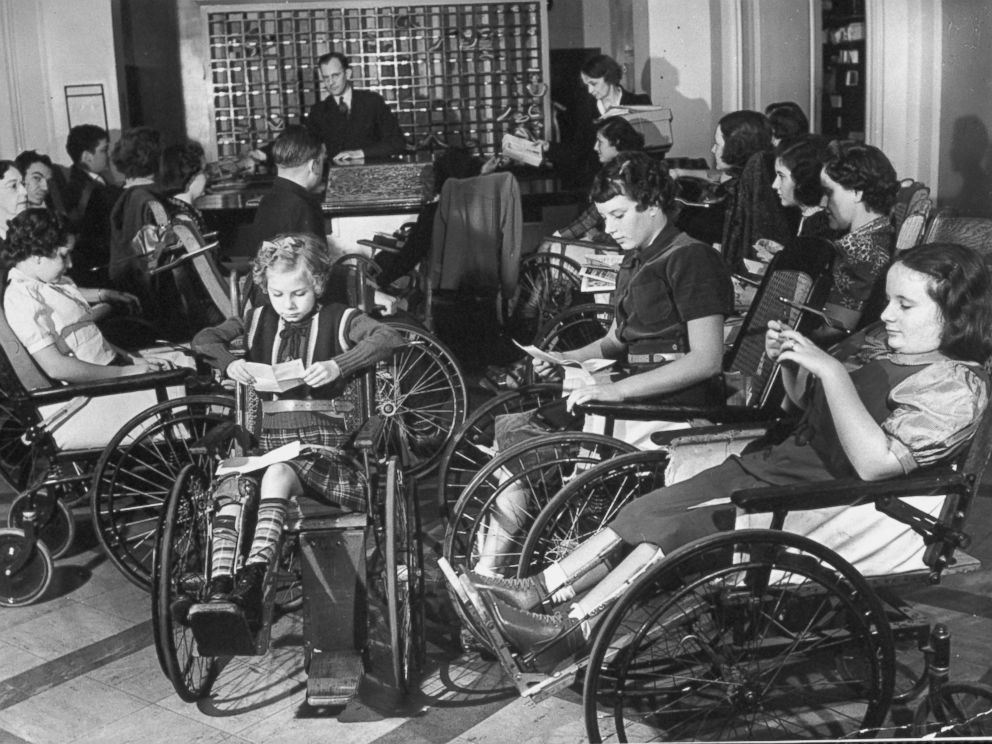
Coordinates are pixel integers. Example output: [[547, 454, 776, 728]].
[[249, 305, 370, 512]]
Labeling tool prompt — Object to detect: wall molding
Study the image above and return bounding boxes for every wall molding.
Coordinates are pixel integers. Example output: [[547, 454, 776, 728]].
[[866, 0, 943, 190]]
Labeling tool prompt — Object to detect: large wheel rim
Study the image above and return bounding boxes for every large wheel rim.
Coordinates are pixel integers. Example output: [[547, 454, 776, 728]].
[[377, 322, 467, 477], [436, 383, 561, 517], [518, 450, 668, 578], [90, 395, 234, 591], [583, 530, 894, 742], [509, 253, 584, 343], [151, 463, 218, 701], [443, 432, 637, 646]]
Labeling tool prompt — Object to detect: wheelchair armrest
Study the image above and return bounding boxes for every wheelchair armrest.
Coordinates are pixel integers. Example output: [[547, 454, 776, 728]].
[[354, 415, 386, 451], [730, 468, 965, 514], [650, 421, 781, 448], [357, 239, 401, 255], [576, 400, 780, 425], [26, 368, 192, 405]]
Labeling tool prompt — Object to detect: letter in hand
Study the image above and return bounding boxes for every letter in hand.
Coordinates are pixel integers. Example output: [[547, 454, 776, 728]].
[[302, 360, 341, 388], [226, 359, 256, 385]]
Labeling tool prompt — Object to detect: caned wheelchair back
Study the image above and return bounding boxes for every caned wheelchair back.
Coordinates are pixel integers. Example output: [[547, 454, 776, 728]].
[[923, 210, 992, 260]]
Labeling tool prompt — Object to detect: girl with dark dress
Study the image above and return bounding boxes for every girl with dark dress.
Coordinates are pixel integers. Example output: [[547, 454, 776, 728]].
[[466, 242, 992, 670]]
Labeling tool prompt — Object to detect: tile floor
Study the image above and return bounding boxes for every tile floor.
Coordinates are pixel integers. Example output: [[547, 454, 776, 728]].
[[3, 484, 992, 743]]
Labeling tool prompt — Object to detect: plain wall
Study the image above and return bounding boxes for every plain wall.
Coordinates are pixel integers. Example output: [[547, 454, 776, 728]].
[[937, 0, 992, 212], [0, 0, 122, 166]]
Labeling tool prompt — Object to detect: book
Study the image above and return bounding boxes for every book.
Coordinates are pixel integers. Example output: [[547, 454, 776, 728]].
[[243, 359, 306, 393], [215, 441, 302, 476]]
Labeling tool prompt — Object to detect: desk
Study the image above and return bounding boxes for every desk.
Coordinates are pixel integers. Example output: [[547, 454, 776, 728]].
[[196, 160, 580, 258]]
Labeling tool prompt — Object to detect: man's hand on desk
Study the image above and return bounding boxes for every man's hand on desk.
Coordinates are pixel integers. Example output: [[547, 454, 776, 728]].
[[333, 150, 366, 163]]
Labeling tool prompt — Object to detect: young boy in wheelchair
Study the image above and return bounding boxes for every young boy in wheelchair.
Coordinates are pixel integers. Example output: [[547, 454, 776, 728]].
[[188, 233, 404, 627], [462, 242, 992, 671]]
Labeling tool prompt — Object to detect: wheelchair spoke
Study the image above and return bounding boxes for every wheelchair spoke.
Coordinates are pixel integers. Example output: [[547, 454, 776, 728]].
[[584, 531, 893, 742], [92, 395, 234, 591]]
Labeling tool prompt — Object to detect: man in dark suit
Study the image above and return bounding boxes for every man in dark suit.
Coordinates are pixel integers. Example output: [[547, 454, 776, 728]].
[[249, 125, 327, 251], [306, 51, 406, 163], [60, 125, 121, 286]]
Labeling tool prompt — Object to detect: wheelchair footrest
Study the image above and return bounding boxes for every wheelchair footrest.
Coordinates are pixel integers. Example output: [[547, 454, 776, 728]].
[[306, 649, 363, 706], [189, 601, 260, 656], [437, 558, 549, 696]]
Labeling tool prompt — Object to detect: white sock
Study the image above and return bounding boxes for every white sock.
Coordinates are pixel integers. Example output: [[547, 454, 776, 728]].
[[564, 604, 591, 639], [549, 585, 575, 604], [543, 563, 568, 593]]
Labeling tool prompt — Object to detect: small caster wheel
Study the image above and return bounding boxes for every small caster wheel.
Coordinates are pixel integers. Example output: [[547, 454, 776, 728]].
[[0, 528, 54, 606], [7, 492, 76, 559]]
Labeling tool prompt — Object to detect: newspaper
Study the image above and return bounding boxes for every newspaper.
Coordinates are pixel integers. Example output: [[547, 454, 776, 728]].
[[215, 441, 302, 476], [513, 340, 614, 392], [578, 253, 623, 293], [501, 133, 544, 167]]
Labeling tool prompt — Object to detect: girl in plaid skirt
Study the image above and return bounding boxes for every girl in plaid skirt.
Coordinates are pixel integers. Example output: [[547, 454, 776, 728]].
[[192, 233, 404, 623]]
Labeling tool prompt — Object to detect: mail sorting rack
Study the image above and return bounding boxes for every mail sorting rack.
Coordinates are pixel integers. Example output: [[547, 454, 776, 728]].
[[203, 1, 551, 159]]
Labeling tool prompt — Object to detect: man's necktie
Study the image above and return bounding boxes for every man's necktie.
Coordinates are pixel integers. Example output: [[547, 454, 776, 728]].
[[338, 97, 348, 116]]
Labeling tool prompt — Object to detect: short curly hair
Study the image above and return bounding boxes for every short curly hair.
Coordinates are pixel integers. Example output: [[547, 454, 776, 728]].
[[596, 117, 645, 152], [252, 233, 333, 297], [895, 242, 992, 364], [112, 127, 162, 179], [589, 151, 675, 213], [160, 140, 205, 193], [775, 134, 830, 208], [2, 208, 68, 266], [718, 110, 772, 171], [581, 54, 623, 86], [822, 140, 899, 215], [765, 101, 809, 142]]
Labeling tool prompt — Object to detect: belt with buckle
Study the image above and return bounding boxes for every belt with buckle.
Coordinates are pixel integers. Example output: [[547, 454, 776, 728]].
[[262, 399, 354, 415], [627, 351, 685, 365]]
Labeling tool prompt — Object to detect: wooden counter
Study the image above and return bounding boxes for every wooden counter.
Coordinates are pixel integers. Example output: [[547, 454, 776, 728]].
[[197, 159, 579, 258]]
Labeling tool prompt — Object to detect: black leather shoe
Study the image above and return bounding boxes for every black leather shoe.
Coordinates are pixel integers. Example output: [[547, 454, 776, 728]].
[[206, 574, 234, 602], [466, 570, 548, 613], [485, 596, 586, 672], [230, 562, 267, 626]]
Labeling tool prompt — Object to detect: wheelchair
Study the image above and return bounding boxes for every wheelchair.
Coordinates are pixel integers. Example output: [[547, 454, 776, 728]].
[[441, 397, 992, 740], [0, 261, 232, 605], [152, 377, 424, 706], [441, 258, 822, 582]]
